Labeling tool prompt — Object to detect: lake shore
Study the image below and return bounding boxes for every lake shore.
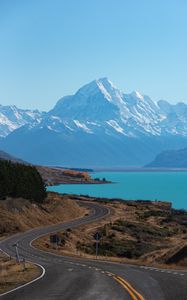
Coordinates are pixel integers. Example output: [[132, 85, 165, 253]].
[[37, 165, 110, 186], [48, 171, 187, 210], [92, 167, 187, 172]]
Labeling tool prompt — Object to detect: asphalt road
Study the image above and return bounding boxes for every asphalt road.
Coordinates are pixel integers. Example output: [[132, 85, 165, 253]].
[[0, 201, 186, 300]]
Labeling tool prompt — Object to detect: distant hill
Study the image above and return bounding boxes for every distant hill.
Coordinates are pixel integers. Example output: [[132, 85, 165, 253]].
[[0, 150, 26, 163], [0, 150, 100, 185], [146, 148, 187, 168]]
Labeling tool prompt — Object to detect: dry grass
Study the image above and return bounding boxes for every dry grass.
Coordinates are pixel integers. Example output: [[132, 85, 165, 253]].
[[0, 192, 89, 294], [34, 198, 187, 269], [0, 252, 40, 294], [0, 192, 88, 239]]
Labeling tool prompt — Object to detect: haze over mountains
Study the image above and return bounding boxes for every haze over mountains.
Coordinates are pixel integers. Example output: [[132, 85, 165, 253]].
[[1, 78, 187, 167]]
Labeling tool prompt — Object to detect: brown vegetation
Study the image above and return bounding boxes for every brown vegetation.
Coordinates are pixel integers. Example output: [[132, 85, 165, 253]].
[[0, 192, 88, 294], [34, 195, 187, 268], [37, 166, 106, 185], [0, 252, 40, 294], [0, 192, 88, 239]]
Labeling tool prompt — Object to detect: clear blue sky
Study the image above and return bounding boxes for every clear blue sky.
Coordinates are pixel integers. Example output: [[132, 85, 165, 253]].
[[0, 0, 187, 111]]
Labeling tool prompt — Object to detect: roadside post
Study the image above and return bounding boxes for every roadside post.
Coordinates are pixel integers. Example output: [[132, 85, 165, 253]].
[[22, 258, 26, 271], [50, 234, 60, 249], [94, 232, 101, 259], [12, 243, 20, 264]]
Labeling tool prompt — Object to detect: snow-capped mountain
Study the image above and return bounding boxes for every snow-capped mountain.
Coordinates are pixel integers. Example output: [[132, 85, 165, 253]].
[[48, 78, 163, 137], [40, 77, 187, 138], [0, 105, 45, 137], [1, 78, 187, 167]]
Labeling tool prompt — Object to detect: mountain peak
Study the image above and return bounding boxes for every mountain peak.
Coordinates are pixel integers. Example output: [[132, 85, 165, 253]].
[[75, 77, 118, 103], [96, 77, 115, 87], [96, 77, 110, 83], [131, 91, 144, 100]]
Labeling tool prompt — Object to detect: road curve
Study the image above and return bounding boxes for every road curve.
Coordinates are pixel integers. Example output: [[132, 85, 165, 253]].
[[0, 201, 186, 300]]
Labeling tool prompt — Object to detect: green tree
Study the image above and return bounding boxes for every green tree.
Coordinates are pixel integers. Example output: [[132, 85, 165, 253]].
[[0, 160, 46, 203]]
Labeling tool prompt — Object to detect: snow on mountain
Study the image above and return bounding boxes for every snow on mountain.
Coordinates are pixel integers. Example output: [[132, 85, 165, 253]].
[[1, 78, 187, 167], [7, 77, 185, 141], [0, 105, 45, 137], [157, 100, 187, 136], [47, 78, 176, 137], [2, 79, 187, 139]]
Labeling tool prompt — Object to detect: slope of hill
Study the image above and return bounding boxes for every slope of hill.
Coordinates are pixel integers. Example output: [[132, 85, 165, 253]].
[[0, 149, 24, 162], [1, 78, 187, 167], [0, 192, 87, 238], [35, 194, 187, 267], [146, 148, 187, 168]]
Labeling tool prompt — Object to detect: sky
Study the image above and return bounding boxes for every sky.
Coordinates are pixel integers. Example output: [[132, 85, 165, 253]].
[[0, 0, 187, 111]]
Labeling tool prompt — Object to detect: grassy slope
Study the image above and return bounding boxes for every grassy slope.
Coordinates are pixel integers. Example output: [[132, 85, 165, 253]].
[[0, 192, 88, 294], [0, 192, 87, 239], [34, 195, 187, 268]]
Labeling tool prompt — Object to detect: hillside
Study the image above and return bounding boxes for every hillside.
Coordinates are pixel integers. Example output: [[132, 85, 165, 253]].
[[146, 148, 187, 168], [1, 190, 186, 267], [0, 160, 46, 203], [35, 195, 187, 267], [0, 192, 87, 238], [1, 78, 187, 167], [0, 149, 25, 163]]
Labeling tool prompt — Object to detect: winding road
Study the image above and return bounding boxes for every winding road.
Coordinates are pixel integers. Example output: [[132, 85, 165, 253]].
[[0, 201, 186, 300]]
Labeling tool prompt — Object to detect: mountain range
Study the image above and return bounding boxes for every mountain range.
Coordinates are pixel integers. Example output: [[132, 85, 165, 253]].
[[1, 78, 187, 167], [0, 105, 45, 137]]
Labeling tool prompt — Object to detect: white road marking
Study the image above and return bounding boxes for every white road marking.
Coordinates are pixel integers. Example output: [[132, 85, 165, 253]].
[[139, 266, 184, 276]]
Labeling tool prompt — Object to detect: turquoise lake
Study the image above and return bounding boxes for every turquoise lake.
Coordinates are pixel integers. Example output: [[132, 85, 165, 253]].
[[48, 172, 187, 210]]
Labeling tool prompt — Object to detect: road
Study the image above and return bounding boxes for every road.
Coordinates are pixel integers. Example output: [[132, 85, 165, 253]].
[[0, 201, 186, 300]]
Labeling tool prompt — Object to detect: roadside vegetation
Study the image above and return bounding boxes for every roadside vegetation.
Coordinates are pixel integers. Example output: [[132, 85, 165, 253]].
[[0, 252, 40, 294], [0, 192, 87, 239], [35, 195, 187, 268], [0, 191, 88, 294]]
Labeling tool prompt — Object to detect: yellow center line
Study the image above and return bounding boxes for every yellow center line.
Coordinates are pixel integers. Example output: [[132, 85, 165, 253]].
[[116, 276, 145, 300], [113, 276, 146, 300], [114, 277, 139, 300]]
